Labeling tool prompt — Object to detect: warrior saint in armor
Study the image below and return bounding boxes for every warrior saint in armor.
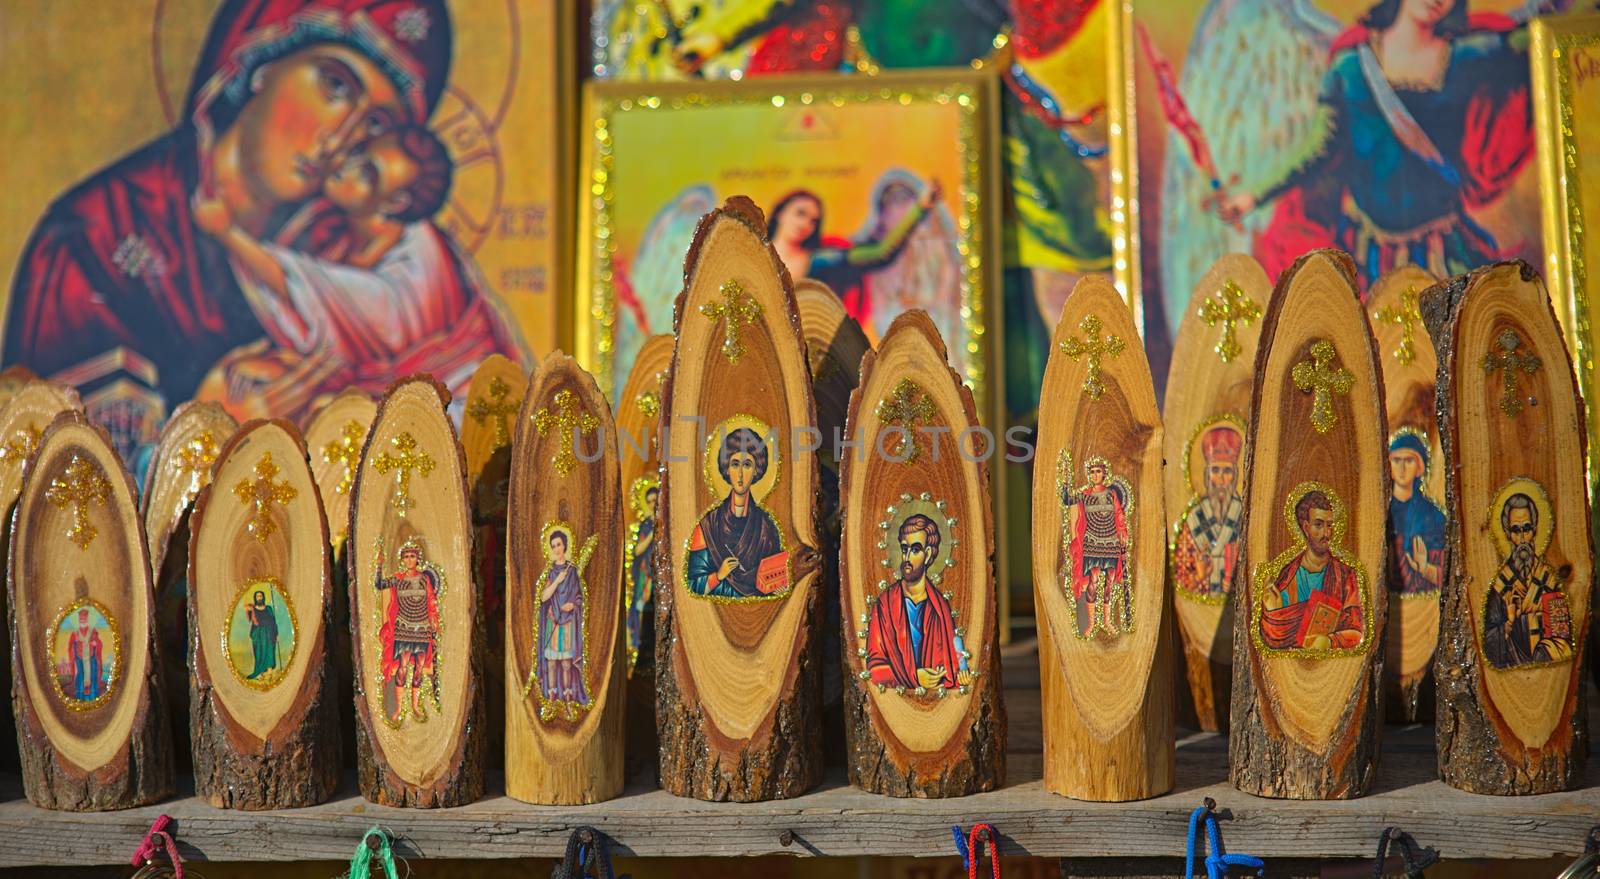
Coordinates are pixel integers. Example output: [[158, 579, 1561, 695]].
[[374, 540, 442, 724], [1061, 456, 1132, 638]]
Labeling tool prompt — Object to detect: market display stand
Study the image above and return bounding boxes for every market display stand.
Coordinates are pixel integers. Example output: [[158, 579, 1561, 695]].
[[0, 640, 1593, 866]]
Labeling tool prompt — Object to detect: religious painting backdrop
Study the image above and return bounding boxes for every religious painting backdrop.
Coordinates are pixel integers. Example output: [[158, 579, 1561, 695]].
[[0, 0, 569, 466]]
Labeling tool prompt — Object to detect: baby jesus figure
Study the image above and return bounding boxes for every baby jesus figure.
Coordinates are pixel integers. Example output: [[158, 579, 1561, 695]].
[[192, 125, 464, 405]]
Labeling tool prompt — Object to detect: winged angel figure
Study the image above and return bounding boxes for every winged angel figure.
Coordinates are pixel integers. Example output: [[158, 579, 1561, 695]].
[[611, 171, 959, 394], [1149, 0, 1575, 322]]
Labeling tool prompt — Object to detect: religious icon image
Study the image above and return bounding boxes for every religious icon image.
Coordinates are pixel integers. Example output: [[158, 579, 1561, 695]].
[[1172, 418, 1246, 602], [50, 599, 118, 708], [861, 497, 972, 697], [624, 477, 660, 667], [1254, 484, 1371, 656], [1482, 478, 1574, 670], [1057, 453, 1134, 639], [686, 422, 790, 601], [528, 523, 599, 721], [224, 578, 298, 690], [1386, 429, 1445, 597], [371, 538, 444, 727]]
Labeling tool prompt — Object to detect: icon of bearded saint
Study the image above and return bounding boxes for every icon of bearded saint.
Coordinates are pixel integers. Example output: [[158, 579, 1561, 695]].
[[1483, 491, 1573, 670], [3, 0, 526, 458], [1173, 424, 1245, 599]]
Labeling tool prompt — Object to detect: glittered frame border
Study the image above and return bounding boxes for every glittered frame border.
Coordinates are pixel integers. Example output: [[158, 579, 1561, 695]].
[[46, 597, 122, 711], [220, 575, 300, 692], [1170, 412, 1247, 607], [1250, 481, 1373, 660], [524, 520, 598, 722], [679, 412, 793, 605], [1533, 15, 1600, 499], [622, 474, 659, 672], [368, 535, 448, 730], [1056, 449, 1138, 640], [575, 70, 1000, 421], [1477, 475, 1574, 671]]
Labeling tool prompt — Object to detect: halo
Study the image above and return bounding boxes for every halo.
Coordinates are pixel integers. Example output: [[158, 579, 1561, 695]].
[[1387, 426, 1438, 504], [1183, 414, 1247, 499], [628, 475, 660, 523], [1279, 480, 1349, 544], [47, 597, 122, 711], [1251, 480, 1372, 658], [221, 576, 299, 692], [1486, 476, 1553, 559], [874, 493, 960, 588], [701, 414, 781, 503], [540, 520, 576, 561]]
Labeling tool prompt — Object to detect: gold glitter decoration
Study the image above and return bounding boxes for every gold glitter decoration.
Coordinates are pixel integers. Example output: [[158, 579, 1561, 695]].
[[1372, 286, 1423, 367], [1250, 481, 1372, 660], [1059, 313, 1125, 400], [233, 451, 297, 543], [371, 432, 434, 516], [1055, 451, 1137, 640], [856, 494, 970, 700], [0, 423, 41, 468], [522, 521, 598, 722], [700, 279, 762, 362], [1481, 328, 1542, 416], [220, 576, 300, 691], [636, 389, 660, 418], [466, 375, 518, 450], [1292, 340, 1354, 434], [533, 389, 600, 477], [321, 420, 366, 497], [46, 454, 111, 551], [47, 597, 122, 710], [1197, 281, 1261, 364], [875, 379, 937, 463], [176, 430, 220, 478]]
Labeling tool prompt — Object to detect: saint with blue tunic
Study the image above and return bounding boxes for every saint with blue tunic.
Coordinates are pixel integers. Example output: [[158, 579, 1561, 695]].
[[687, 428, 787, 599], [1386, 431, 1445, 596]]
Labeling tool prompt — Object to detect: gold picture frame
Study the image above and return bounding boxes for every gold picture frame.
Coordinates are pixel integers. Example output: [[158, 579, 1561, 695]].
[[1533, 12, 1600, 494], [573, 69, 1003, 427]]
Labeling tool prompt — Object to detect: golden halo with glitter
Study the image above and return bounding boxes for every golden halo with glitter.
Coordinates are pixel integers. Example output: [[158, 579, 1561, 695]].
[[701, 414, 780, 504], [1486, 476, 1554, 560]]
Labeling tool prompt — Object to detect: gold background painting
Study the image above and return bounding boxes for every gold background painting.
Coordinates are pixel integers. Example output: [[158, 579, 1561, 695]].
[[0, 0, 566, 366]]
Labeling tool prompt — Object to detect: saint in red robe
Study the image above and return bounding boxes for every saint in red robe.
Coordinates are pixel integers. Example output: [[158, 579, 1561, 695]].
[[1259, 551, 1364, 651], [865, 580, 962, 690]]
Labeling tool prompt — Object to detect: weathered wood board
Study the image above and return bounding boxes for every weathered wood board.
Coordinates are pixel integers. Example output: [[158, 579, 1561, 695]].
[[839, 310, 1004, 797], [188, 420, 338, 808], [1033, 276, 1173, 801], [506, 353, 624, 805], [9, 413, 172, 809], [1230, 250, 1388, 800], [348, 377, 484, 807], [1367, 266, 1446, 724], [1163, 254, 1268, 733], [1423, 261, 1592, 795], [657, 197, 823, 801]]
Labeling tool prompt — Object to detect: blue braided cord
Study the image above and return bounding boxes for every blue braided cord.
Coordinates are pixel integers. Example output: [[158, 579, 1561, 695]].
[[1186, 804, 1265, 879], [1007, 64, 1110, 159], [952, 825, 971, 871]]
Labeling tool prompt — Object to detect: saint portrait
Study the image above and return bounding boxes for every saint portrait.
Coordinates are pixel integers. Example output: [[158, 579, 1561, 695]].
[[686, 425, 790, 600], [224, 577, 298, 690], [1059, 454, 1134, 638], [2, 0, 531, 461], [1255, 485, 1370, 655], [50, 599, 118, 707], [624, 477, 660, 667], [372, 538, 443, 726], [1172, 419, 1245, 601], [863, 507, 971, 696], [532, 523, 596, 720], [1482, 479, 1574, 670], [1386, 429, 1445, 597]]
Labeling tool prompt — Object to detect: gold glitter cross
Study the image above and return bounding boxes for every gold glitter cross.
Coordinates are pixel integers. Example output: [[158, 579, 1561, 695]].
[[321, 420, 366, 497], [1197, 281, 1261, 364], [533, 389, 600, 477], [1059, 313, 1126, 399], [175, 429, 220, 502], [875, 379, 937, 462], [1481, 328, 1542, 416], [1372, 287, 1422, 367], [372, 432, 435, 516], [233, 451, 297, 542], [467, 376, 517, 450], [700, 279, 762, 362], [46, 454, 111, 551], [0, 423, 41, 469], [1292, 340, 1354, 434]]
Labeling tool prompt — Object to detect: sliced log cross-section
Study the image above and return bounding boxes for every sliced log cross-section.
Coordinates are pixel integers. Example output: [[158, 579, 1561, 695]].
[[1366, 266, 1446, 724], [188, 420, 338, 808], [1033, 275, 1172, 802], [349, 377, 484, 807], [1230, 250, 1388, 800], [9, 413, 172, 809], [141, 401, 237, 767], [1163, 254, 1269, 733], [304, 390, 378, 555], [839, 310, 1004, 797], [506, 353, 624, 805], [657, 197, 823, 802], [1423, 261, 1591, 795]]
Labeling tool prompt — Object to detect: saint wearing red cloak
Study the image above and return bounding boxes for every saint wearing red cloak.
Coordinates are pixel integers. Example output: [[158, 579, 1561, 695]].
[[1260, 490, 1366, 652], [865, 515, 972, 692], [374, 540, 442, 722]]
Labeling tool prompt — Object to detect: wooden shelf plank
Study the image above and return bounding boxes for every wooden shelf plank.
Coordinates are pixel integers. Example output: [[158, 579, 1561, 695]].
[[0, 650, 1592, 864]]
